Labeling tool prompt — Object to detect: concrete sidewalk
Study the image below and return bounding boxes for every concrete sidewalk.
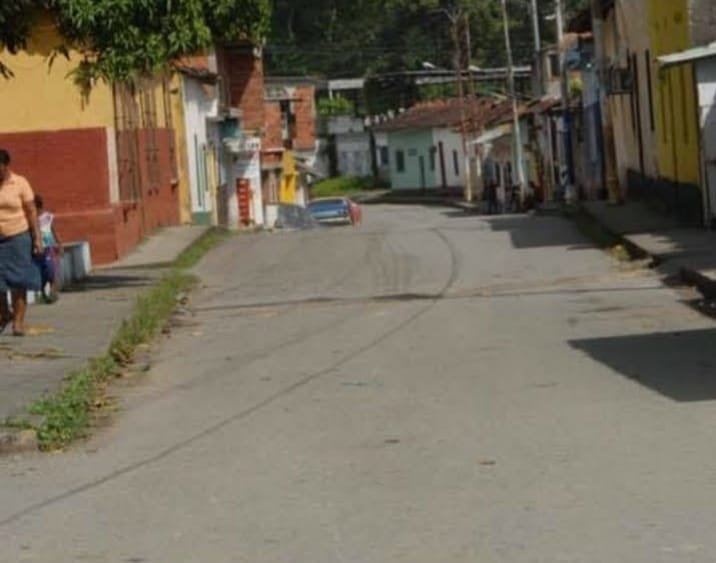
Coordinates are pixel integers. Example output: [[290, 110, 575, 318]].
[[0, 226, 208, 434], [584, 200, 716, 292]]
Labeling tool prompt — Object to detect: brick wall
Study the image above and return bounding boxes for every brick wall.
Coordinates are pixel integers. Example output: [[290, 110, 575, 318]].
[[0, 127, 180, 264], [293, 85, 317, 151], [0, 128, 111, 212], [225, 48, 266, 134], [264, 102, 284, 150]]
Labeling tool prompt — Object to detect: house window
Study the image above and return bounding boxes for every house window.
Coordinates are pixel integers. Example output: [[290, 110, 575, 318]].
[[380, 146, 389, 165], [396, 150, 405, 172], [429, 147, 436, 171], [453, 150, 460, 176]]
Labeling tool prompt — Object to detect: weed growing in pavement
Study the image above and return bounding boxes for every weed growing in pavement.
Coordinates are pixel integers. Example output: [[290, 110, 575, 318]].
[[26, 228, 229, 451]]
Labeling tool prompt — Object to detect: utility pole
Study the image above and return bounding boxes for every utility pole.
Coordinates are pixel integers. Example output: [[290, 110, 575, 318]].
[[555, 0, 576, 204], [447, 7, 473, 202], [501, 0, 527, 207], [590, 0, 620, 203], [530, 0, 543, 97]]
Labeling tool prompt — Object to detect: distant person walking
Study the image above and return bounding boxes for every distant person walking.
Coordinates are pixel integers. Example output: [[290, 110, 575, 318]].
[[34, 195, 63, 303], [0, 149, 42, 336]]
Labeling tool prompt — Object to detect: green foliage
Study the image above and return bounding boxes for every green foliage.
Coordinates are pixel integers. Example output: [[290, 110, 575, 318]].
[[311, 176, 374, 198], [0, 0, 37, 77], [266, 0, 590, 107], [0, 0, 271, 89], [317, 96, 354, 117]]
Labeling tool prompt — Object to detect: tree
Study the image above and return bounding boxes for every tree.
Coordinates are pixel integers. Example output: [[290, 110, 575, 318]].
[[0, 1, 37, 77], [0, 0, 271, 89], [265, 0, 589, 77]]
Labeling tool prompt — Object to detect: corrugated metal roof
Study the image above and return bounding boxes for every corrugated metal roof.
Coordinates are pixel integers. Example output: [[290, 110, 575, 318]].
[[658, 43, 716, 68]]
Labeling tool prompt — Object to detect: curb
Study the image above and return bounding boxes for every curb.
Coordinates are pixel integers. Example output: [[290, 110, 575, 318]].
[[679, 267, 716, 300], [577, 204, 716, 299], [574, 204, 651, 262]]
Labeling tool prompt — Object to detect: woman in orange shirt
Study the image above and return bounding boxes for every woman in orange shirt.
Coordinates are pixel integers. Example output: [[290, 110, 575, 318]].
[[0, 149, 43, 336]]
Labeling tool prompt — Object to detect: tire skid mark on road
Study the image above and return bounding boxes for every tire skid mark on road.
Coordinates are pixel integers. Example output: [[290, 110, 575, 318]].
[[0, 228, 461, 529]]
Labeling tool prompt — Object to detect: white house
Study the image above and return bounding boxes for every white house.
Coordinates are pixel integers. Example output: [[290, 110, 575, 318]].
[[374, 97, 512, 192]]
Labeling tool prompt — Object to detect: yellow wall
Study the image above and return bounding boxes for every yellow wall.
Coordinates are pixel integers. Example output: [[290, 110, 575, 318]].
[[0, 18, 114, 132], [648, 0, 700, 186], [279, 151, 297, 204]]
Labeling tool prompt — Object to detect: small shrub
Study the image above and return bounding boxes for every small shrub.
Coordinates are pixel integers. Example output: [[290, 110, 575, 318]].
[[311, 176, 374, 198]]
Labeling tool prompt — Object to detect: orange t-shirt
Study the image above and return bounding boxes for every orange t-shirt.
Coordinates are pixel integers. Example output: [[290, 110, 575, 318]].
[[0, 173, 34, 238]]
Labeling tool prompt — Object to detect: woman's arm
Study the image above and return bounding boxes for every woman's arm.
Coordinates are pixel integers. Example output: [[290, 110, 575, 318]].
[[23, 199, 42, 254], [52, 225, 63, 254]]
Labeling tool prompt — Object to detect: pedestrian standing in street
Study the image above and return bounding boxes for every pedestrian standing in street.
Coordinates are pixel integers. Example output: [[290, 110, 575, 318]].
[[0, 149, 42, 336]]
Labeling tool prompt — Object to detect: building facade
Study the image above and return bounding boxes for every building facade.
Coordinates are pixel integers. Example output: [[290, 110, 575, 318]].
[[0, 15, 181, 264]]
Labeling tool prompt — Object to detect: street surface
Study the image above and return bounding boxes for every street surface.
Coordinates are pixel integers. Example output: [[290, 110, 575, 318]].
[[2, 204, 716, 562]]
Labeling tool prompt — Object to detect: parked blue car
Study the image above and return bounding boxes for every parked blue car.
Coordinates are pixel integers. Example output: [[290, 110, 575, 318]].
[[307, 197, 354, 225]]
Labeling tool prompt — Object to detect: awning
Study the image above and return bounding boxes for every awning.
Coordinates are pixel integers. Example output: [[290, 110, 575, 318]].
[[469, 123, 512, 145], [658, 43, 716, 68]]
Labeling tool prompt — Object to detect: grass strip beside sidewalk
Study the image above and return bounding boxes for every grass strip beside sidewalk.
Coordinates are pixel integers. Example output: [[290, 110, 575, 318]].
[[20, 228, 229, 451]]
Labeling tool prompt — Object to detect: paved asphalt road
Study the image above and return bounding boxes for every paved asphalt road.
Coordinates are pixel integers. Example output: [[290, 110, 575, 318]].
[[2, 205, 716, 562]]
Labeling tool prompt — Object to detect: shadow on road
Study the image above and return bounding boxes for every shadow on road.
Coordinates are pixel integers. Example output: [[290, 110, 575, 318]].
[[484, 215, 591, 250], [570, 328, 716, 402], [62, 273, 154, 293]]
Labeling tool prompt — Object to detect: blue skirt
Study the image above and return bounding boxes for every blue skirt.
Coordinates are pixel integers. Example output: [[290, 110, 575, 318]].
[[0, 231, 41, 292]]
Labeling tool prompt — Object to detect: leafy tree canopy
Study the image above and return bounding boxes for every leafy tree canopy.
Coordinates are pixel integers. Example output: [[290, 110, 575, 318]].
[[266, 0, 588, 78], [0, 0, 271, 88]]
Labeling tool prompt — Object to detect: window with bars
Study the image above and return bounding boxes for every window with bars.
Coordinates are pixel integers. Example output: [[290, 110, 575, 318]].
[[114, 84, 142, 203], [139, 82, 161, 192]]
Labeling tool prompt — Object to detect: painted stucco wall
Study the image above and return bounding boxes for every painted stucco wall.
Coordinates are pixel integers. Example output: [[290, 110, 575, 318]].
[[387, 129, 436, 190], [696, 58, 716, 220], [690, 0, 716, 46], [648, 0, 700, 186], [603, 0, 659, 189], [182, 76, 219, 221], [0, 17, 114, 133], [336, 133, 372, 177], [432, 128, 463, 188]]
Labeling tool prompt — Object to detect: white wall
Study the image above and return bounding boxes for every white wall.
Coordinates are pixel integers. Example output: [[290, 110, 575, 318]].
[[328, 115, 366, 135], [183, 77, 217, 217], [697, 58, 716, 221], [336, 132, 372, 177], [432, 128, 464, 188]]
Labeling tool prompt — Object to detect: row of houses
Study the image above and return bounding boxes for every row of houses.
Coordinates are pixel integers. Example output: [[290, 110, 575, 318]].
[[374, 0, 716, 227], [0, 16, 325, 265]]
